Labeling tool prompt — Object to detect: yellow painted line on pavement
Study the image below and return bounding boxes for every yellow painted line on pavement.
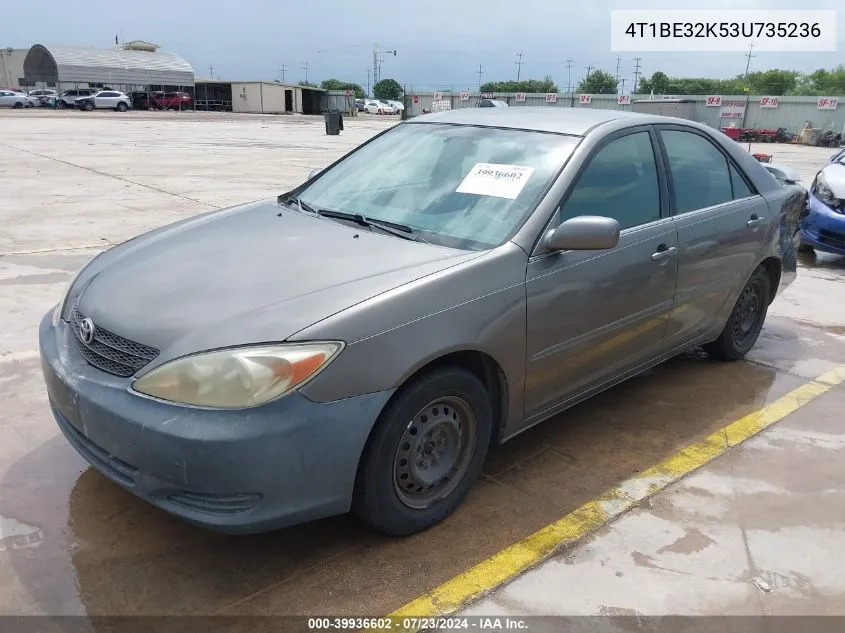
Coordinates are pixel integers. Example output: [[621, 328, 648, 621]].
[[388, 366, 845, 629]]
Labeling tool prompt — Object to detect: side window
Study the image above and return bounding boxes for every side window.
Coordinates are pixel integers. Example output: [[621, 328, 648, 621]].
[[559, 132, 661, 231], [661, 130, 733, 213], [729, 164, 755, 199]]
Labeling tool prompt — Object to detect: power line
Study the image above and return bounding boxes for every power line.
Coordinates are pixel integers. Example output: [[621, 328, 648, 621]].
[[632, 57, 642, 94], [515, 51, 524, 82]]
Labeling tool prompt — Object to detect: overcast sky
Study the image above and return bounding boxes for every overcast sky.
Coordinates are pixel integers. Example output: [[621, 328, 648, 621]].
[[5, 0, 843, 90]]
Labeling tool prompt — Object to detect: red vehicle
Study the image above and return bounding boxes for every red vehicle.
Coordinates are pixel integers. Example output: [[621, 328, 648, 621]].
[[150, 91, 193, 110]]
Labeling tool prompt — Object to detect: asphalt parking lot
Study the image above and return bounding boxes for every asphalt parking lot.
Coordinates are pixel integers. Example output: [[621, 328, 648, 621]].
[[2, 110, 844, 621]]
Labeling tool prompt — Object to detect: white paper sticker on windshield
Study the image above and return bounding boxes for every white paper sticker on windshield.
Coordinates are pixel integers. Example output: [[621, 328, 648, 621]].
[[456, 163, 535, 200]]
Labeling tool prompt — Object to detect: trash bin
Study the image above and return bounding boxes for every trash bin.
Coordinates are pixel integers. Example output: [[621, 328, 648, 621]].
[[324, 110, 343, 135]]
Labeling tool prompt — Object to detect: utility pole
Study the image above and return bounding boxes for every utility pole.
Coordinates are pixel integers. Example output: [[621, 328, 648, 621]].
[[615, 56, 622, 83], [515, 51, 524, 82], [566, 59, 574, 93], [620, 78, 626, 94], [373, 46, 397, 86], [366, 68, 371, 98], [208, 65, 214, 80], [743, 42, 755, 81], [632, 57, 642, 94], [585, 65, 593, 79], [280, 65, 287, 83], [476, 64, 484, 90], [301, 61, 310, 83]]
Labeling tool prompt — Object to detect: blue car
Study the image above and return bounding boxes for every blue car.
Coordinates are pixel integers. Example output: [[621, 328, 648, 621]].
[[801, 147, 845, 256]]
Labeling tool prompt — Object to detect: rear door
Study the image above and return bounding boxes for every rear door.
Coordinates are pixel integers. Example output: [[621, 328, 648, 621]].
[[0, 91, 12, 107], [524, 127, 679, 421], [655, 125, 769, 347]]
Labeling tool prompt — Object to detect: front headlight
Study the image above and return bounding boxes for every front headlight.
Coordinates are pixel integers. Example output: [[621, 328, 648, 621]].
[[52, 264, 88, 326], [814, 172, 839, 207], [131, 342, 344, 409]]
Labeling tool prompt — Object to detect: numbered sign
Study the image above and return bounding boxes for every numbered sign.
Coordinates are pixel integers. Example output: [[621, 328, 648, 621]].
[[460, 91, 470, 101], [578, 94, 592, 104], [412, 95, 419, 104], [433, 91, 443, 101], [545, 93, 558, 103], [515, 92, 526, 102], [760, 96, 779, 108], [705, 95, 722, 107], [817, 97, 839, 110], [617, 95, 631, 105], [481, 92, 493, 99]]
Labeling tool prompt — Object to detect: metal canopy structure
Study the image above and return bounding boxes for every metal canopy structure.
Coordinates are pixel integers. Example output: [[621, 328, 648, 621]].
[[23, 44, 194, 87]]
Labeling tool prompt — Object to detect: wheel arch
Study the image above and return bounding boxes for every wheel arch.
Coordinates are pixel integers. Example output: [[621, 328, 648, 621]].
[[759, 256, 782, 304]]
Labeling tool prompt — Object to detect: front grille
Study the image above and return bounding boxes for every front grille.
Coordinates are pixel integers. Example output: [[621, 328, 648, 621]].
[[69, 300, 159, 377]]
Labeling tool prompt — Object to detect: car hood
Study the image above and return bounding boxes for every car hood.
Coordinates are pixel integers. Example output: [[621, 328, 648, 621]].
[[77, 200, 479, 361], [821, 162, 845, 198]]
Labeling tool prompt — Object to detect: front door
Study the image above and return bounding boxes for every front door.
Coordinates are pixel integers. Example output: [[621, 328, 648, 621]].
[[655, 126, 770, 347], [524, 128, 679, 423], [285, 90, 293, 112]]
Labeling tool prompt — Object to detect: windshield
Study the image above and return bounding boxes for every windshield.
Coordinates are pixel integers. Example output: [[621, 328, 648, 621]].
[[298, 123, 579, 250]]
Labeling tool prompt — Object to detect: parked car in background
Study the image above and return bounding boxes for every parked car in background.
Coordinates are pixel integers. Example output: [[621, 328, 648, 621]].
[[75, 90, 132, 112], [0, 90, 37, 108], [58, 89, 94, 108], [363, 100, 387, 114], [385, 99, 404, 113], [128, 91, 152, 110], [801, 150, 845, 255], [355, 98, 366, 112], [41, 108, 801, 537], [377, 100, 397, 114], [150, 91, 193, 110], [27, 88, 58, 106], [477, 98, 508, 107]]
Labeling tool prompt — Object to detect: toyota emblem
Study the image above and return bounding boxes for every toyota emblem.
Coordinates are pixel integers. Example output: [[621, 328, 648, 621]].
[[79, 317, 96, 345]]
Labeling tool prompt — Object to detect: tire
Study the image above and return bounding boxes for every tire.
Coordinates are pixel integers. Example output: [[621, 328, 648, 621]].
[[704, 267, 771, 361], [117, 102, 128, 112], [352, 367, 493, 535], [83, 101, 94, 112], [13, 102, 23, 109], [57, 100, 65, 109]]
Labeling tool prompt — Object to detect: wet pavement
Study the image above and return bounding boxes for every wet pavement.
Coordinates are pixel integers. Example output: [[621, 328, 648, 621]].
[[1, 111, 844, 619]]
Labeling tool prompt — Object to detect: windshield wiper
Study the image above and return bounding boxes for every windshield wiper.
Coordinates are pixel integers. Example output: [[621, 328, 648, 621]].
[[316, 209, 428, 243], [279, 194, 319, 215]]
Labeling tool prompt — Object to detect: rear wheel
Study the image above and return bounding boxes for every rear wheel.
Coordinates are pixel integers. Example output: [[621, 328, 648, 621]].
[[353, 367, 492, 535], [83, 101, 94, 111], [13, 102, 23, 109], [704, 267, 771, 361], [116, 102, 128, 112]]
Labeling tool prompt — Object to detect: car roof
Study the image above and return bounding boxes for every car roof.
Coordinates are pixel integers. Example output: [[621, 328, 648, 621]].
[[410, 106, 686, 136]]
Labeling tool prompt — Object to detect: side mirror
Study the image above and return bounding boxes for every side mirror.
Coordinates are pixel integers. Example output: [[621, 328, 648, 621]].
[[308, 167, 323, 179], [545, 216, 620, 251]]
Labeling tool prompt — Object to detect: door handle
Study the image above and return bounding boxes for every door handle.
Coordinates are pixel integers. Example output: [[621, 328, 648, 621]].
[[651, 246, 677, 261], [747, 215, 767, 228]]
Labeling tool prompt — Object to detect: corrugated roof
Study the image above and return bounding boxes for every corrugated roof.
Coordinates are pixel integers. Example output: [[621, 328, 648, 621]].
[[23, 44, 194, 86]]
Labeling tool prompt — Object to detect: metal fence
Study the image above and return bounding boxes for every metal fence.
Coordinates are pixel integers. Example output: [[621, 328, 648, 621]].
[[379, 91, 844, 134]]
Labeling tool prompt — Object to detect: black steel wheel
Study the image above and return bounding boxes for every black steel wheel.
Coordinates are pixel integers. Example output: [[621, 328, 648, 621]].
[[704, 267, 771, 361], [353, 367, 492, 535]]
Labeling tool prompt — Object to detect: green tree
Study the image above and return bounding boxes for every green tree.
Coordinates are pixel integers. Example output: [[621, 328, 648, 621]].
[[745, 69, 797, 95], [639, 71, 670, 94], [576, 69, 617, 94], [319, 79, 366, 99], [298, 80, 318, 88], [480, 76, 559, 93], [373, 78, 403, 100]]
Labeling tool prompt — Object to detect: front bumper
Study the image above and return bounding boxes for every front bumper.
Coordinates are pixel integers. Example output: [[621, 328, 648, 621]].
[[39, 311, 392, 534], [800, 195, 845, 256]]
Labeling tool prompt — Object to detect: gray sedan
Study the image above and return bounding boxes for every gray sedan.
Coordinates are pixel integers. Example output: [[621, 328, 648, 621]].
[[40, 107, 803, 535], [0, 90, 36, 108]]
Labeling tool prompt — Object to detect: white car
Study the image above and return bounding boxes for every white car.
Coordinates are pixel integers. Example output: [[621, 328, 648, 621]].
[[385, 99, 404, 112], [0, 90, 36, 108], [363, 100, 388, 114], [75, 90, 132, 112], [27, 88, 58, 106]]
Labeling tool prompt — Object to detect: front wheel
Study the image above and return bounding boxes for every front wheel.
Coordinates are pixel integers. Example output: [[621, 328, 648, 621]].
[[83, 101, 94, 111], [353, 367, 492, 535], [13, 102, 23, 109], [117, 102, 128, 112], [704, 267, 771, 361]]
